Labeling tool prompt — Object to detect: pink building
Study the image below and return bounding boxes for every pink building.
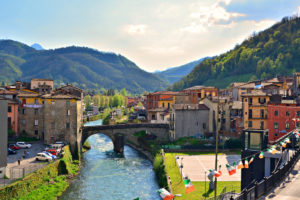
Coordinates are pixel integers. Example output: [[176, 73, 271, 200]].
[[7, 99, 18, 135]]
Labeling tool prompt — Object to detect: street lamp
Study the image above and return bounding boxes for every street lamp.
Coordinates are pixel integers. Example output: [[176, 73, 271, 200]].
[[214, 89, 220, 200]]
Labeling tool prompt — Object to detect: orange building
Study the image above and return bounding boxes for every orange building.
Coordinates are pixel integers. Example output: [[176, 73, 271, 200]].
[[7, 99, 19, 135]]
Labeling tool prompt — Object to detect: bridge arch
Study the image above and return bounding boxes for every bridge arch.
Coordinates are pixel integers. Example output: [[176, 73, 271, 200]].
[[81, 123, 170, 154]]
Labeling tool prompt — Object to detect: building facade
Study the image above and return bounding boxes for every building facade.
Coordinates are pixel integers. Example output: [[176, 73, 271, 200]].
[[0, 98, 8, 178], [182, 86, 218, 104], [7, 99, 18, 135], [170, 104, 209, 139], [242, 90, 270, 130]]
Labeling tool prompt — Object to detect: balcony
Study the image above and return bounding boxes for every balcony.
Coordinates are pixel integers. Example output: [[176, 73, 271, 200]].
[[249, 103, 267, 107], [249, 115, 268, 119]]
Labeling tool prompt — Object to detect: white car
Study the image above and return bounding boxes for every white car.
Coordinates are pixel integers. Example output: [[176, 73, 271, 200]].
[[36, 152, 53, 162], [16, 142, 32, 148]]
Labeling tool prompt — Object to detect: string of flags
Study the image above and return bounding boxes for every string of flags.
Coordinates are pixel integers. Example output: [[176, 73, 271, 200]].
[[216, 129, 300, 177], [158, 188, 175, 200]]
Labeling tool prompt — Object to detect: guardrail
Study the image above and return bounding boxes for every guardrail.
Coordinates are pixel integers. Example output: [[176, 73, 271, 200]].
[[234, 148, 300, 200]]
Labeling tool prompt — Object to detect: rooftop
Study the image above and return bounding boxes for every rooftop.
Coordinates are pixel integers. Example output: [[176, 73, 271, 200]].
[[173, 104, 209, 110], [241, 90, 270, 97], [183, 85, 216, 91]]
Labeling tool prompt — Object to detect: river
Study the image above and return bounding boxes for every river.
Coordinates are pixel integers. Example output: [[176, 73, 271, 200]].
[[60, 119, 161, 200]]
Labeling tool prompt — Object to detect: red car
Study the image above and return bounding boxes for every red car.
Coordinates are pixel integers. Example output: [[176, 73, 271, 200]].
[[9, 144, 20, 150], [47, 149, 58, 156]]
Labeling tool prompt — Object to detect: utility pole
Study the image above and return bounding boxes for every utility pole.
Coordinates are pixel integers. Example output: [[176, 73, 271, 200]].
[[214, 89, 220, 200]]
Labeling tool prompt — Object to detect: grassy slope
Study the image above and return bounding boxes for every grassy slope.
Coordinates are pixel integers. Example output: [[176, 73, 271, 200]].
[[165, 152, 241, 199]]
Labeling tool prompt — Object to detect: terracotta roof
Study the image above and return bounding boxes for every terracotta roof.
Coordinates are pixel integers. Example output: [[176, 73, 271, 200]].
[[231, 82, 246, 88], [31, 78, 53, 81], [150, 91, 179, 95], [173, 104, 209, 110], [0, 90, 18, 95], [17, 92, 40, 97], [57, 84, 83, 92], [42, 94, 80, 99], [160, 97, 173, 101]]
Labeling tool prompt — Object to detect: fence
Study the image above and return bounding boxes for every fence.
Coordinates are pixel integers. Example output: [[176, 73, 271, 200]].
[[234, 148, 300, 200], [0, 164, 47, 189]]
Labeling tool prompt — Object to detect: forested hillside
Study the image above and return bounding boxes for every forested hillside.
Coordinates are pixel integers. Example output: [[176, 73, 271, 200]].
[[0, 40, 168, 93], [170, 16, 300, 91]]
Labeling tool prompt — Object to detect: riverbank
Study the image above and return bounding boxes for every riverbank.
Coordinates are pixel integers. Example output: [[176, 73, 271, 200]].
[[0, 146, 80, 200]]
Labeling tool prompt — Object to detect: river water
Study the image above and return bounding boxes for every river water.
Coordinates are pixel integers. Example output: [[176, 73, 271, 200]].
[[60, 119, 161, 200]]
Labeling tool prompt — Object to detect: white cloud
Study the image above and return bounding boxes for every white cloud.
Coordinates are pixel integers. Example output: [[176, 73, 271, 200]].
[[140, 45, 184, 56], [126, 24, 148, 35], [183, 0, 245, 33]]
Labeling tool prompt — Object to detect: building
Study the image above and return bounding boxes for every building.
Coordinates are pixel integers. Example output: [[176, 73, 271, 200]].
[[230, 101, 243, 137], [17, 84, 83, 144], [30, 79, 54, 90], [170, 104, 209, 139], [182, 86, 218, 104], [267, 100, 300, 143], [0, 98, 8, 178], [7, 99, 19, 135], [202, 97, 231, 135], [242, 90, 270, 130]]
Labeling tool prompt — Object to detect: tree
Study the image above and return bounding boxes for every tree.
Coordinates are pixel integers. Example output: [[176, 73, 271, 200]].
[[92, 95, 100, 106], [120, 88, 127, 96], [84, 95, 91, 110]]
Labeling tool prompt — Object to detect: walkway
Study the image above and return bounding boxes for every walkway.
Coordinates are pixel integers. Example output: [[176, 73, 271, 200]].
[[261, 158, 300, 200]]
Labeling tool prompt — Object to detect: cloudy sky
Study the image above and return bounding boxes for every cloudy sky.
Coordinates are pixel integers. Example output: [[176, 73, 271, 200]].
[[0, 0, 299, 72]]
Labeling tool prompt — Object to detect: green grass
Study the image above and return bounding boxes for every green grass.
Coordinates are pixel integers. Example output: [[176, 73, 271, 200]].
[[164, 152, 241, 199], [16, 176, 68, 200]]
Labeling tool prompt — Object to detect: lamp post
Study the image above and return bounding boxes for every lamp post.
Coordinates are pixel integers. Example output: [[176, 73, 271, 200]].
[[205, 171, 207, 200], [214, 90, 220, 200]]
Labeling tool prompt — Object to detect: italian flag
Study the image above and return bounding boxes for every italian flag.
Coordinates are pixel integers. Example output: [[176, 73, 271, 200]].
[[249, 156, 254, 164], [158, 188, 174, 200], [237, 160, 244, 169], [226, 162, 236, 176], [184, 178, 195, 194], [214, 170, 222, 177], [244, 159, 249, 168]]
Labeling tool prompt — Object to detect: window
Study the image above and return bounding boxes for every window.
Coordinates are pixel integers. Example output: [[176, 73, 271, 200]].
[[274, 110, 278, 116], [66, 122, 70, 129], [274, 122, 279, 129], [248, 121, 252, 128], [34, 120, 38, 126], [245, 98, 248, 102], [249, 98, 252, 105], [34, 109, 38, 115], [51, 122, 55, 129], [67, 110, 70, 116], [66, 100, 70, 106], [297, 111, 300, 117], [250, 132, 261, 149], [52, 110, 55, 116], [285, 122, 290, 129], [168, 103, 170, 109], [260, 121, 264, 129], [203, 123, 206, 129], [162, 103, 165, 108], [286, 111, 290, 116], [249, 109, 252, 119], [22, 120, 26, 125], [8, 106, 12, 113], [34, 130, 38, 135], [22, 109, 25, 115]]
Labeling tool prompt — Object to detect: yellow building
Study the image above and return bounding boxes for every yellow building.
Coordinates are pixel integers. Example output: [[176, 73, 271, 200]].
[[158, 96, 174, 109], [242, 90, 270, 130]]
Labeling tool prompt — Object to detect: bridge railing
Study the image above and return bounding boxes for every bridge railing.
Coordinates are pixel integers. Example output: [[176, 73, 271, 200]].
[[234, 147, 300, 200]]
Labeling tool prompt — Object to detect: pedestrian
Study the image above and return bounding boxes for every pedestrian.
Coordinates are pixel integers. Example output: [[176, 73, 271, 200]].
[[18, 159, 20, 166], [23, 150, 26, 159]]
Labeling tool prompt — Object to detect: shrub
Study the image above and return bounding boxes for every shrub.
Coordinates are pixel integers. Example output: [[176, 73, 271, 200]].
[[225, 138, 242, 149], [153, 153, 168, 189]]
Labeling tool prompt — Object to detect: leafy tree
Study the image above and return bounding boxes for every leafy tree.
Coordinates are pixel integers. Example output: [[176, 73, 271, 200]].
[[84, 95, 91, 110], [120, 88, 127, 96]]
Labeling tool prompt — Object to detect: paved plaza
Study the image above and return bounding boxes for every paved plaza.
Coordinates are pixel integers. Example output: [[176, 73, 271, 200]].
[[175, 155, 241, 181]]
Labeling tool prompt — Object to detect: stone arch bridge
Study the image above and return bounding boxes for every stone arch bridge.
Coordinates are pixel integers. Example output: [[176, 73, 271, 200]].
[[80, 123, 170, 154]]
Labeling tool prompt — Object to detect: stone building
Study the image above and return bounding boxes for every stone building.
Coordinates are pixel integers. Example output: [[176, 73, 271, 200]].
[[0, 98, 8, 178], [30, 79, 54, 90], [170, 104, 209, 139]]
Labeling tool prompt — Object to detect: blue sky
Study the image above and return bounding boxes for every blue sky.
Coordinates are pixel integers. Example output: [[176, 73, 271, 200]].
[[0, 0, 299, 72]]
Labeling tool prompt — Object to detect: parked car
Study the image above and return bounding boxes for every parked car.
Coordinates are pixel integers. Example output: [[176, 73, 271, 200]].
[[8, 148, 17, 155], [44, 144, 63, 153], [36, 152, 53, 162], [16, 142, 32, 149], [47, 149, 58, 156], [43, 151, 57, 160], [9, 144, 20, 150]]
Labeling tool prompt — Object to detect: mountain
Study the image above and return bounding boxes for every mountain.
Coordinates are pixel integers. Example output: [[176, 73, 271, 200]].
[[31, 43, 44, 50], [169, 16, 300, 91], [155, 57, 209, 84], [0, 40, 168, 93]]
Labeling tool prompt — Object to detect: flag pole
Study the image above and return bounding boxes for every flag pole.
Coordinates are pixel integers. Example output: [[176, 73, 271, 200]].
[[214, 89, 220, 200]]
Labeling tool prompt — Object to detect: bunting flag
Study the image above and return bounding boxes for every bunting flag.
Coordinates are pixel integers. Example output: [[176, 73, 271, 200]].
[[226, 162, 236, 176], [244, 159, 249, 169], [237, 160, 244, 169], [158, 188, 174, 200], [133, 198, 140, 200], [249, 156, 255, 165], [209, 169, 222, 177], [281, 142, 287, 148], [271, 148, 278, 155], [285, 138, 291, 143], [259, 152, 264, 159], [184, 178, 195, 194]]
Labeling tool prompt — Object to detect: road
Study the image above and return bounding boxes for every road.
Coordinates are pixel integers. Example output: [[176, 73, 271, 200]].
[[263, 159, 300, 200]]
